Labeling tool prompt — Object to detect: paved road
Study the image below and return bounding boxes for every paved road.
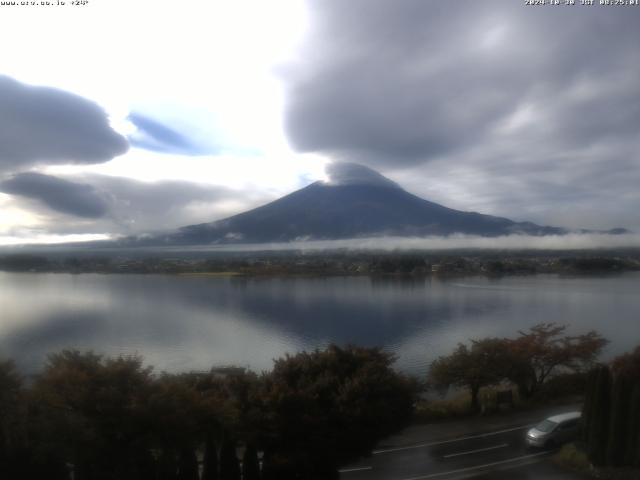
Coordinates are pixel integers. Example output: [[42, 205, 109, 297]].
[[339, 408, 588, 480]]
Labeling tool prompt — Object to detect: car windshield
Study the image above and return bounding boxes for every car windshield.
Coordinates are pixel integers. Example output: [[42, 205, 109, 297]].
[[535, 419, 558, 433]]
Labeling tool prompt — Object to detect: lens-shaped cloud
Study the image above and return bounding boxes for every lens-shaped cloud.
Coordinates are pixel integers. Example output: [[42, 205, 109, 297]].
[[0, 172, 109, 218], [127, 112, 219, 156], [0, 75, 128, 172]]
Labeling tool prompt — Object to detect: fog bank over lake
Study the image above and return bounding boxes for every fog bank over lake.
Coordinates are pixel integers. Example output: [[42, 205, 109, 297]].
[[1, 272, 638, 376], [167, 233, 640, 252]]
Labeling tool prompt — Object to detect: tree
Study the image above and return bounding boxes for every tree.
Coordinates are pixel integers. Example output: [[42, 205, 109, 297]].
[[583, 346, 640, 468], [0, 360, 25, 477], [242, 443, 260, 480], [584, 364, 611, 466], [582, 367, 598, 445], [611, 346, 640, 378], [429, 338, 510, 411], [219, 436, 240, 480], [606, 373, 633, 466], [626, 385, 640, 467], [177, 446, 199, 480], [31, 350, 156, 480], [506, 323, 608, 398], [202, 435, 219, 480], [157, 449, 178, 480], [612, 347, 640, 467], [261, 345, 417, 478]]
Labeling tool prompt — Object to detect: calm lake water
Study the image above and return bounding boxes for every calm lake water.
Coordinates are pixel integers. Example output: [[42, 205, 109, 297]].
[[1, 272, 638, 377]]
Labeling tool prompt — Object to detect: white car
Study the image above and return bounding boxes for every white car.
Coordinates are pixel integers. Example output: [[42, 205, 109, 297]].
[[525, 411, 582, 448]]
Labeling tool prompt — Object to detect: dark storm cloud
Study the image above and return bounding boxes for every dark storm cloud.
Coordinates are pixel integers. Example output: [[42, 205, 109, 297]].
[[0, 172, 108, 218], [283, 1, 640, 165], [282, 1, 640, 229], [127, 112, 214, 155], [0, 76, 128, 171]]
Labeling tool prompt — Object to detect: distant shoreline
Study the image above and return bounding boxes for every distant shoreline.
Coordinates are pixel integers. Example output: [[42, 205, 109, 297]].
[[1, 250, 638, 277]]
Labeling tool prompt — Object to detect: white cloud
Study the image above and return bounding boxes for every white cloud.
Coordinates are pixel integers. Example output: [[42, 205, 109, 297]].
[[1, 1, 638, 244], [0, 0, 309, 146], [0, 0, 326, 243]]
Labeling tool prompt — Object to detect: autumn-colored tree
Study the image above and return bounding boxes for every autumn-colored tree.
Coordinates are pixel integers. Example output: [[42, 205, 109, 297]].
[[506, 323, 608, 398], [429, 338, 511, 411], [611, 345, 640, 378]]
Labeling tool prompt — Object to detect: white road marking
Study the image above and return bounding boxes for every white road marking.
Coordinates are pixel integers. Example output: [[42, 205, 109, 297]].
[[400, 451, 551, 480], [338, 466, 373, 473], [372, 424, 534, 455], [443, 457, 547, 480], [442, 443, 509, 459]]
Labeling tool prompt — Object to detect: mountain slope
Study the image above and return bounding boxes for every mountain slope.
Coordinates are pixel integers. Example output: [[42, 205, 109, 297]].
[[154, 177, 566, 245]]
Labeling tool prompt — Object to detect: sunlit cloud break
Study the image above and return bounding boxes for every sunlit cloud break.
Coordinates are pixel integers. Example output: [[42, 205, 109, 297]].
[[0, 233, 110, 246]]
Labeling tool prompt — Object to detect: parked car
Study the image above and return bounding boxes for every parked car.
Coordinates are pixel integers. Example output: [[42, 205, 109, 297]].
[[525, 411, 582, 448]]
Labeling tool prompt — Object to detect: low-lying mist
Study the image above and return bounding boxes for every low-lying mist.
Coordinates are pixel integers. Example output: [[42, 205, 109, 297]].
[[2, 232, 639, 257], [165, 232, 640, 253]]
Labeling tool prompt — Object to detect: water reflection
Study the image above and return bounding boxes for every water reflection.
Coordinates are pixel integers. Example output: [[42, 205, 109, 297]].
[[1, 272, 638, 376]]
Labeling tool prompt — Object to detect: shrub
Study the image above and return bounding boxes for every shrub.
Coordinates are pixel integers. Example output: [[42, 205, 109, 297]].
[[534, 372, 587, 401], [554, 443, 591, 474], [413, 393, 473, 423]]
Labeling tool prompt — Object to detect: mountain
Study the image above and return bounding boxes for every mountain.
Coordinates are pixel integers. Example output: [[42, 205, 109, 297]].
[[135, 163, 585, 246]]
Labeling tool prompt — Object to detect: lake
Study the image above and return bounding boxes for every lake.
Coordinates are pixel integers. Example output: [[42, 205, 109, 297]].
[[1, 272, 638, 377]]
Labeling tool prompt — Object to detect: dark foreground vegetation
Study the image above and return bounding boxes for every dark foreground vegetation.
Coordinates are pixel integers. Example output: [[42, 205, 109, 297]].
[[1, 328, 638, 479], [554, 347, 640, 479], [582, 346, 640, 469], [0, 346, 417, 480], [0, 249, 639, 276]]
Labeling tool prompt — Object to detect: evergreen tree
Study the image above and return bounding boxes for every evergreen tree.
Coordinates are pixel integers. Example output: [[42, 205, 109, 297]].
[[134, 448, 157, 480], [260, 450, 295, 480], [0, 360, 24, 478], [259, 450, 275, 480], [612, 345, 640, 467], [177, 446, 199, 480], [606, 373, 633, 466], [586, 365, 611, 466], [158, 449, 178, 480], [219, 437, 240, 480], [624, 384, 640, 467], [581, 367, 598, 443], [202, 436, 219, 480], [242, 443, 260, 480]]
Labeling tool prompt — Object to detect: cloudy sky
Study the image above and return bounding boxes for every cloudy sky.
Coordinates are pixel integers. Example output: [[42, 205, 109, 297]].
[[0, 0, 638, 245]]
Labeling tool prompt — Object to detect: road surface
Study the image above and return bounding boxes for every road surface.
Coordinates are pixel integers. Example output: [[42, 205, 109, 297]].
[[339, 408, 588, 480]]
